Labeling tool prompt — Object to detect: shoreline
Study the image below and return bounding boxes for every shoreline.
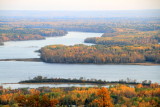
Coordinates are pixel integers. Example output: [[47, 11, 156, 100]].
[[2, 82, 150, 86], [0, 58, 42, 62], [2, 76, 154, 86], [0, 58, 159, 65]]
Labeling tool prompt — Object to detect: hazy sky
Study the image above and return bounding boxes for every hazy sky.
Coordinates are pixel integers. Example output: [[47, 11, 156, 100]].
[[0, 0, 160, 10]]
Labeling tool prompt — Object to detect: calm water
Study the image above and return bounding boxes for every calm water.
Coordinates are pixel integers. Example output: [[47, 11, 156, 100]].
[[2, 83, 98, 89], [0, 32, 160, 88], [0, 32, 102, 59]]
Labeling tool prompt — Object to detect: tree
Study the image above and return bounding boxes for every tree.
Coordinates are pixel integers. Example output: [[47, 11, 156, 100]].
[[92, 87, 113, 107]]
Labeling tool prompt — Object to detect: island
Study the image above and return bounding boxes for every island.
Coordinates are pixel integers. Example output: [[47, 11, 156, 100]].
[[18, 76, 152, 86], [40, 44, 160, 64]]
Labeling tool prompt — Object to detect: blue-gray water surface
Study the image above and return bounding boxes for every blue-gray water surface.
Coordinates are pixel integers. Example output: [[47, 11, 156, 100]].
[[0, 32, 159, 88]]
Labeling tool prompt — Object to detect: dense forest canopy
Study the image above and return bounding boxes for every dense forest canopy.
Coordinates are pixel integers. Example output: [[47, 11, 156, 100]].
[[0, 83, 159, 107], [40, 44, 160, 63]]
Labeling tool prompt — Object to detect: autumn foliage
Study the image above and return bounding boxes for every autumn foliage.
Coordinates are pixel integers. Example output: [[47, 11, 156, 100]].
[[85, 30, 160, 45], [0, 27, 67, 42], [40, 44, 160, 63], [92, 87, 114, 107], [0, 84, 160, 107]]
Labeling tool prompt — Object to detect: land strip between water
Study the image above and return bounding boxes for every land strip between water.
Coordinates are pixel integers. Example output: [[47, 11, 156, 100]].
[[0, 58, 159, 65], [0, 58, 41, 62]]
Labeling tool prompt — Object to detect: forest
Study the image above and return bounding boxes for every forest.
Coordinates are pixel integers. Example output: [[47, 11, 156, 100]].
[[85, 30, 160, 45], [0, 27, 67, 43], [0, 83, 159, 107], [40, 44, 160, 63]]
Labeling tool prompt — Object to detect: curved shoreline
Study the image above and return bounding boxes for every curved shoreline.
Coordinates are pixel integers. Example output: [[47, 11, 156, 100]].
[[0, 58, 159, 65]]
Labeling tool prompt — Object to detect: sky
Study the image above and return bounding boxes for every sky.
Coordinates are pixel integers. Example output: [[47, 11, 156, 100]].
[[0, 0, 160, 10]]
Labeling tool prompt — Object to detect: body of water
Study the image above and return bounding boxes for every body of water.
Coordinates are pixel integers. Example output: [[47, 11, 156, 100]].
[[0, 32, 159, 88], [0, 32, 102, 59]]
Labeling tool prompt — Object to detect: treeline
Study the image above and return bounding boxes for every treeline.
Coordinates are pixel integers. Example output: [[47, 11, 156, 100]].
[[19, 76, 107, 84], [1, 17, 160, 34], [40, 44, 160, 63], [24, 22, 115, 33], [0, 27, 67, 42], [1, 17, 160, 31], [0, 83, 160, 107], [19, 76, 152, 85], [85, 30, 160, 45], [1, 17, 160, 43], [0, 20, 116, 33]]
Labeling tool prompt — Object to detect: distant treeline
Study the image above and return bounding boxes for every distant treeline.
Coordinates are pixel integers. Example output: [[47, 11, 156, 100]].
[[23, 22, 115, 33], [19, 76, 152, 85], [0, 18, 159, 43], [1, 17, 160, 44], [1, 17, 160, 34], [40, 44, 160, 63]]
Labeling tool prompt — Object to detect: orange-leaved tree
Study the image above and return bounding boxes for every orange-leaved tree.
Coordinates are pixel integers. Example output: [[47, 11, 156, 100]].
[[92, 87, 113, 107]]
